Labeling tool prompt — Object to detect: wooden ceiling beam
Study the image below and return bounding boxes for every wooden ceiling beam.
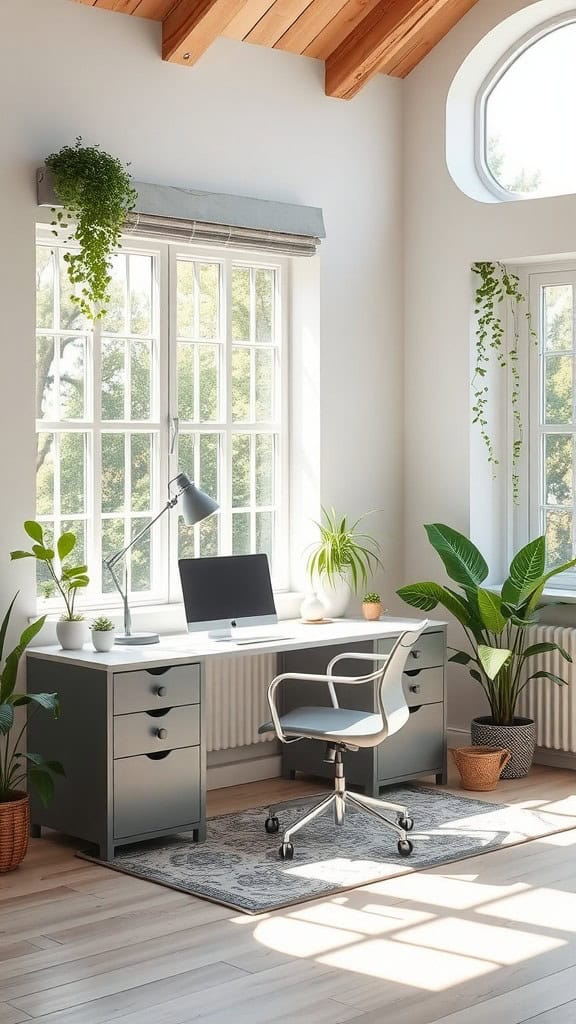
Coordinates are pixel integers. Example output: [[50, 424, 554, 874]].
[[325, 0, 479, 99], [162, 0, 246, 64]]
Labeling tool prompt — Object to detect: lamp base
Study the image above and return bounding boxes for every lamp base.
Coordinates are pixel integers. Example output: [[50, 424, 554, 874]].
[[114, 632, 160, 646]]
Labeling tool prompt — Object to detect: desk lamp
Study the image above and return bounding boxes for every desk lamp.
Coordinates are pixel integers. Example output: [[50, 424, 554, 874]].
[[104, 473, 219, 645]]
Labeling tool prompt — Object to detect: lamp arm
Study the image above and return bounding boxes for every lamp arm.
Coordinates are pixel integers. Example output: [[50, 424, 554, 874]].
[[105, 559, 132, 637], [104, 498, 176, 571]]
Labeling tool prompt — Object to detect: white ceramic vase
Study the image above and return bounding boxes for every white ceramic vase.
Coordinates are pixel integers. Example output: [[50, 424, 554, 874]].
[[91, 629, 115, 652], [56, 619, 88, 651], [300, 593, 326, 622], [316, 575, 351, 618]]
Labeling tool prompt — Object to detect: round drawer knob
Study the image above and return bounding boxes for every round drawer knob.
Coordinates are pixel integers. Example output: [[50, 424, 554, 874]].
[[409, 684, 421, 694], [156, 728, 168, 740], [156, 686, 167, 697], [411, 650, 422, 660]]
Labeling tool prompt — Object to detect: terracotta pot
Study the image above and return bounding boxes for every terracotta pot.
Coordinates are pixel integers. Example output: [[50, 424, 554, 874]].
[[0, 792, 30, 872], [451, 746, 511, 792], [362, 601, 382, 621]]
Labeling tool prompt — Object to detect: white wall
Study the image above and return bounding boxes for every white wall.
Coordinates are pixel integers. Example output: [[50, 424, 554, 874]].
[[0, 0, 404, 639], [404, 0, 576, 730]]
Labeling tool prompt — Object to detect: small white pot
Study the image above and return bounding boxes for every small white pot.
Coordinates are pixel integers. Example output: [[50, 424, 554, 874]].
[[56, 619, 88, 651], [316, 575, 351, 618], [300, 593, 326, 622], [91, 629, 115, 653]]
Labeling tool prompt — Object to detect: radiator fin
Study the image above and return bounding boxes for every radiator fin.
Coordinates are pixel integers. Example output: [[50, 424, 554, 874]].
[[205, 653, 277, 752], [518, 626, 576, 752]]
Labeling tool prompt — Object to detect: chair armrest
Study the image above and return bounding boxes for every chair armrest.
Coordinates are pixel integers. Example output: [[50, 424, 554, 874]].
[[266, 662, 385, 743], [326, 651, 390, 677]]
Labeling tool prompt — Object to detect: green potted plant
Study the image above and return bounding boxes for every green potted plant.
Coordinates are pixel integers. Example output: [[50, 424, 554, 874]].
[[0, 595, 63, 871], [397, 524, 576, 778], [307, 507, 383, 618], [90, 616, 115, 653], [362, 592, 383, 621], [45, 137, 137, 321], [11, 522, 89, 650]]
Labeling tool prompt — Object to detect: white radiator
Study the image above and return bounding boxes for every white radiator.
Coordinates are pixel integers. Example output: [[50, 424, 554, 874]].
[[205, 653, 277, 752], [518, 625, 576, 753]]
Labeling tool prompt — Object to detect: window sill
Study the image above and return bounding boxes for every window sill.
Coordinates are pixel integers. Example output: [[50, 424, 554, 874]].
[[489, 584, 576, 603]]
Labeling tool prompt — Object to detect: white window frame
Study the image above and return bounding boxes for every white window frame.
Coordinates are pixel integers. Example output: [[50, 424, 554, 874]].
[[35, 228, 291, 612], [475, 12, 576, 202]]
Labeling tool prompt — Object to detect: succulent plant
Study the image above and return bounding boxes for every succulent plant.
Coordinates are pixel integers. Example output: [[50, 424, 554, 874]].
[[363, 593, 381, 604], [90, 616, 114, 632]]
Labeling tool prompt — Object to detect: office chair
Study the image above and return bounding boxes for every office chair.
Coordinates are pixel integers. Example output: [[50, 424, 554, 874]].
[[259, 621, 428, 860]]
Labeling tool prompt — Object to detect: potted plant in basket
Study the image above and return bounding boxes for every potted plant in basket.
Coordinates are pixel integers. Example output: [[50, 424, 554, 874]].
[[90, 616, 115, 652], [362, 592, 383, 621], [11, 522, 89, 650], [397, 524, 576, 779], [307, 507, 383, 617], [0, 595, 63, 871]]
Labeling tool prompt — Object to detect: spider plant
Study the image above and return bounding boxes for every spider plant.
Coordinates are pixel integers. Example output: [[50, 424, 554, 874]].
[[307, 507, 383, 594]]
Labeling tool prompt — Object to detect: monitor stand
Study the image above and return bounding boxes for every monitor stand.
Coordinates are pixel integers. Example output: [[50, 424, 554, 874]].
[[208, 627, 235, 641]]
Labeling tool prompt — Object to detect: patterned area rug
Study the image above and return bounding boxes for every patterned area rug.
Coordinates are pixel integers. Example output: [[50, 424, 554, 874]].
[[80, 785, 574, 914]]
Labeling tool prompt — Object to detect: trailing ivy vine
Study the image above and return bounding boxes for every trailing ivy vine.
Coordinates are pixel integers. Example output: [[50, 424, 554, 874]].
[[471, 261, 536, 503], [46, 138, 137, 321]]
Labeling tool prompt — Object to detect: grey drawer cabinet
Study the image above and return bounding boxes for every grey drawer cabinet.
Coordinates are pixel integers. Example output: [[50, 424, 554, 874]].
[[280, 626, 447, 795], [26, 656, 206, 860]]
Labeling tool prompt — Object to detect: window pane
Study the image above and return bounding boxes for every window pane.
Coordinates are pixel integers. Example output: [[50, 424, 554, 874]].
[[130, 254, 152, 336], [232, 512, 250, 554], [199, 433, 219, 501], [36, 521, 54, 599], [59, 251, 86, 332], [545, 434, 573, 506], [131, 433, 152, 512], [199, 516, 218, 557], [231, 347, 250, 421], [255, 434, 273, 506], [36, 338, 56, 421], [59, 337, 86, 419], [102, 253, 126, 335], [131, 519, 151, 592], [485, 23, 576, 198], [256, 511, 273, 560], [131, 340, 151, 420], [177, 261, 195, 339], [232, 267, 250, 341], [102, 433, 125, 514], [102, 519, 125, 593], [177, 344, 195, 421], [255, 348, 273, 421], [178, 432, 195, 479], [61, 519, 86, 571], [544, 285, 573, 352], [545, 355, 573, 424], [545, 509, 573, 567], [36, 433, 54, 516], [199, 344, 218, 421], [199, 263, 219, 340], [179, 520, 196, 560], [102, 338, 125, 420], [60, 433, 86, 515], [232, 434, 250, 507], [36, 247, 54, 330], [255, 269, 274, 343]]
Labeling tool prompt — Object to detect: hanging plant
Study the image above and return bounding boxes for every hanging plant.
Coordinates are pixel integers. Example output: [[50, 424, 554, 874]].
[[471, 261, 536, 503], [45, 138, 137, 321]]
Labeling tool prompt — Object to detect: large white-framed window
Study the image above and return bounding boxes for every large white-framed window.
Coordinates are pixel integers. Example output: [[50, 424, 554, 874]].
[[35, 228, 290, 609], [476, 14, 576, 201]]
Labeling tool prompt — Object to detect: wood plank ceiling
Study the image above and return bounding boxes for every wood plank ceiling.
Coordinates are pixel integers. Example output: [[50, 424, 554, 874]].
[[73, 0, 480, 98]]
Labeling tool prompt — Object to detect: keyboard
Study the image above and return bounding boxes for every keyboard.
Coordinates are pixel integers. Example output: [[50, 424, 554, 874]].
[[234, 634, 293, 645]]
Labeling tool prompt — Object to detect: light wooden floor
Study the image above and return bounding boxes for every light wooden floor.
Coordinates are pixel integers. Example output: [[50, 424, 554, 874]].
[[2, 765, 576, 1024]]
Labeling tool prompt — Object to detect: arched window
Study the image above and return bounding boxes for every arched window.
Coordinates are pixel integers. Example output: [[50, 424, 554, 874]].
[[478, 17, 576, 200]]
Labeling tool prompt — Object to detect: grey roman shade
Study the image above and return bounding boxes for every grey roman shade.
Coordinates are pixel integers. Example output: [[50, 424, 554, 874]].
[[37, 170, 325, 258]]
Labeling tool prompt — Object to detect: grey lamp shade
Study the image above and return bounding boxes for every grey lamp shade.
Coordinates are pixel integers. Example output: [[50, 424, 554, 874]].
[[175, 473, 219, 526]]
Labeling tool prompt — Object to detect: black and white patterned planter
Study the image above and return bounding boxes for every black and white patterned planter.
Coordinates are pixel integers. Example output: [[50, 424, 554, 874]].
[[471, 717, 536, 779]]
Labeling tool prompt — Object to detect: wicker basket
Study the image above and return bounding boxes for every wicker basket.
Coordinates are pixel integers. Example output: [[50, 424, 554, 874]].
[[451, 746, 511, 792], [0, 792, 30, 872]]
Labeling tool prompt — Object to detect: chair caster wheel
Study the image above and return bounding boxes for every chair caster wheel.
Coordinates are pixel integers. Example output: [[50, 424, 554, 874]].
[[279, 842, 294, 860], [398, 815, 414, 832], [397, 839, 413, 857], [265, 816, 280, 834]]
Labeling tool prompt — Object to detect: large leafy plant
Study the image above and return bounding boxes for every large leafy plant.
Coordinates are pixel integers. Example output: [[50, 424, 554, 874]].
[[307, 507, 383, 593], [397, 524, 576, 725], [0, 595, 63, 804], [11, 522, 89, 621]]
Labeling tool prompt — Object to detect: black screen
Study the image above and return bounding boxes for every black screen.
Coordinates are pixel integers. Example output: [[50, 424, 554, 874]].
[[178, 554, 277, 626]]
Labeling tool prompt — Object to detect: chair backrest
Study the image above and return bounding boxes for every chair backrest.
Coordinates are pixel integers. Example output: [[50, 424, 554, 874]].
[[373, 620, 429, 745]]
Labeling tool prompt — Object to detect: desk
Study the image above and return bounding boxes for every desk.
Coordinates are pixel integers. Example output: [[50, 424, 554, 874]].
[[26, 616, 446, 860]]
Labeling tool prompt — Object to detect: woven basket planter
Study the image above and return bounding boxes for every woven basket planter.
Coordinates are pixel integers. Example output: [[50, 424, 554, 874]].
[[471, 717, 536, 779], [451, 746, 511, 791], [0, 792, 30, 872]]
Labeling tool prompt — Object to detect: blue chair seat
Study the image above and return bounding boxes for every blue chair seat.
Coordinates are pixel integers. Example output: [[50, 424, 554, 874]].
[[259, 706, 384, 741]]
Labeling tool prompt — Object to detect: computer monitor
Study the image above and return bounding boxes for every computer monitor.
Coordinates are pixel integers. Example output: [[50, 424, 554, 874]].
[[178, 554, 278, 639]]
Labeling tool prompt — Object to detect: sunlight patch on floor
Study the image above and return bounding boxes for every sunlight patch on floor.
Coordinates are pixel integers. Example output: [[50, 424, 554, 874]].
[[480, 887, 576, 929], [291, 902, 433, 935], [363, 873, 528, 910], [253, 917, 361, 957], [395, 915, 564, 964], [318, 936, 495, 989]]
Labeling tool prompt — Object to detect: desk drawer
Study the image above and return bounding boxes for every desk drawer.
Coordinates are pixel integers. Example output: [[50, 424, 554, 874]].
[[114, 664, 200, 715], [378, 702, 444, 780], [404, 666, 443, 707], [378, 629, 445, 671], [114, 705, 200, 758], [114, 746, 201, 839]]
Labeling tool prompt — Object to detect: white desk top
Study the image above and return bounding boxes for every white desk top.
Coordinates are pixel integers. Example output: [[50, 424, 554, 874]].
[[27, 616, 445, 671]]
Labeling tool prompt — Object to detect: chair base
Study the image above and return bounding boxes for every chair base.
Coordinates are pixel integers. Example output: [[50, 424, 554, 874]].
[[266, 749, 415, 859]]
